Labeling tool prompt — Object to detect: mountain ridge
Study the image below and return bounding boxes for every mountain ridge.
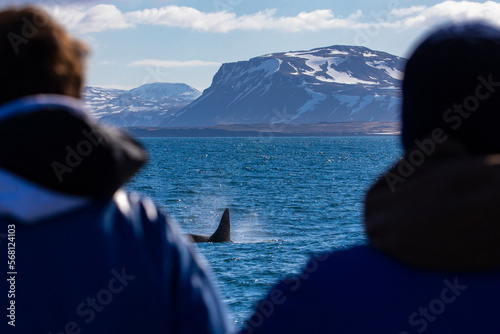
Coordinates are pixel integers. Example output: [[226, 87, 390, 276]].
[[83, 45, 405, 128], [83, 82, 201, 127], [166, 45, 405, 127]]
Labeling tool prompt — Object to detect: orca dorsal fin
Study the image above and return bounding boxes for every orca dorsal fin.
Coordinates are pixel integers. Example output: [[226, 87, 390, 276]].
[[208, 208, 231, 242]]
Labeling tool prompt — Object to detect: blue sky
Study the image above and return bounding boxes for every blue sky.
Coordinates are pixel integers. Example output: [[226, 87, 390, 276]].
[[3, 0, 499, 90]]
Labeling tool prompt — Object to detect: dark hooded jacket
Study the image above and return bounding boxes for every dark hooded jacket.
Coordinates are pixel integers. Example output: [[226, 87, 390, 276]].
[[241, 22, 500, 334], [0, 95, 231, 333], [240, 137, 500, 334]]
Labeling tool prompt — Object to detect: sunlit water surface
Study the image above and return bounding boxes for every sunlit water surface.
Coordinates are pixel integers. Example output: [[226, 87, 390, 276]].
[[126, 137, 402, 326]]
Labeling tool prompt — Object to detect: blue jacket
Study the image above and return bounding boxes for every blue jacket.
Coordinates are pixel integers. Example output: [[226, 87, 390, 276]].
[[241, 245, 500, 334], [242, 138, 500, 333], [0, 95, 231, 333]]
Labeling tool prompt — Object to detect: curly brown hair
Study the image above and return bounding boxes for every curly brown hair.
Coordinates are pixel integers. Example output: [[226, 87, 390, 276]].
[[0, 6, 88, 105]]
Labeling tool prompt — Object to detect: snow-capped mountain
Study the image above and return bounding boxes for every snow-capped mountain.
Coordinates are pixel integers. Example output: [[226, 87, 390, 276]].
[[84, 83, 201, 127], [165, 46, 405, 127]]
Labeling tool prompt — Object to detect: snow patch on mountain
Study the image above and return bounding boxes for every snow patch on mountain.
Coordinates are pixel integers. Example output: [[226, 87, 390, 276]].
[[294, 89, 328, 120], [367, 61, 404, 80], [248, 58, 282, 77]]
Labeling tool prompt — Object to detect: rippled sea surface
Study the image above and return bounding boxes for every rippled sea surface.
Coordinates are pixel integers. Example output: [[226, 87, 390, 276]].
[[126, 137, 402, 326]]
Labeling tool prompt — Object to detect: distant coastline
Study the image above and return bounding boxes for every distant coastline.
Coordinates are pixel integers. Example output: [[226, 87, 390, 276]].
[[124, 121, 401, 138]]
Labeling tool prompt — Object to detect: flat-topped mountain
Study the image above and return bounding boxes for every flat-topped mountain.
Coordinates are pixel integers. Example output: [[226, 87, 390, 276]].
[[165, 45, 405, 127]]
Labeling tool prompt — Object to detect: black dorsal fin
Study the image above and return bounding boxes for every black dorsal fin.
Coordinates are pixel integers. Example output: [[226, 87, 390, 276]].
[[208, 208, 231, 242]]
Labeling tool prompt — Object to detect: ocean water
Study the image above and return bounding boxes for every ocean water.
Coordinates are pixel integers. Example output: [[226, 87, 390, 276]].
[[126, 136, 403, 327]]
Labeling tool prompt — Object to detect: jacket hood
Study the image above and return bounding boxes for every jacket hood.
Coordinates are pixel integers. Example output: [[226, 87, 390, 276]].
[[365, 137, 500, 271], [402, 22, 500, 154], [0, 95, 147, 223]]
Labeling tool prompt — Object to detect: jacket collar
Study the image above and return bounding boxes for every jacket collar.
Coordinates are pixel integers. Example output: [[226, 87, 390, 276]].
[[0, 95, 93, 223], [0, 94, 90, 123], [0, 167, 91, 224], [0, 94, 147, 200], [365, 137, 500, 271]]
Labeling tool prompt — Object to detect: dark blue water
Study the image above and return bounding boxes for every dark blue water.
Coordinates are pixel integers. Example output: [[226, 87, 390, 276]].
[[126, 137, 402, 327]]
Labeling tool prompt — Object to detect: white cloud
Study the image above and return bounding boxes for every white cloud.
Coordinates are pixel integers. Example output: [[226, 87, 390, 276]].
[[125, 6, 366, 32], [46, 4, 364, 34], [390, 6, 428, 18], [43, 1, 500, 34], [269, 9, 366, 32], [48, 4, 132, 33], [390, 1, 500, 29], [126, 6, 238, 32], [127, 59, 222, 68]]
